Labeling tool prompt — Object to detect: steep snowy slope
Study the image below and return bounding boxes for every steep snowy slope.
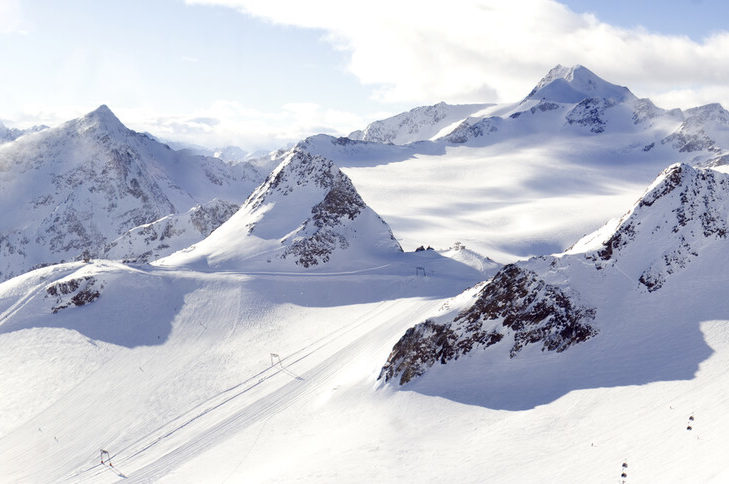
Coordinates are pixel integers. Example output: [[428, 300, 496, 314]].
[[348, 101, 492, 145], [0, 106, 261, 280], [161, 148, 403, 272]]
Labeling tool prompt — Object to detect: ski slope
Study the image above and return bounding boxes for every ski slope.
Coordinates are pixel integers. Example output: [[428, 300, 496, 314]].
[[1, 246, 729, 482], [0, 250, 491, 483]]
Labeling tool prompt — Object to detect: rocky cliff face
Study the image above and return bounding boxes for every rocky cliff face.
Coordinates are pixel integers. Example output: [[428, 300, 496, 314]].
[[103, 199, 241, 263]]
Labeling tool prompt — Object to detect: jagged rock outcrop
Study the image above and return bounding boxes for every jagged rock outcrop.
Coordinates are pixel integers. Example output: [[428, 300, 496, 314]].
[[380, 265, 597, 385], [445, 117, 500, 143], [566, 97, 616, 133], [381, 162, 729, 386], [661, 104, 729, 153], [45, 275, 102, 313]]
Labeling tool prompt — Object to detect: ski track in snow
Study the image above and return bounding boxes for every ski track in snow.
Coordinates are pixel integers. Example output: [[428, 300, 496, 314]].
[[68, 298, 434, 482]]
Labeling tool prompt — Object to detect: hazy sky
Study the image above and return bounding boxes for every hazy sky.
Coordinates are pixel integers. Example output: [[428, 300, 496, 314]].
[[2, 0, 729, 151]]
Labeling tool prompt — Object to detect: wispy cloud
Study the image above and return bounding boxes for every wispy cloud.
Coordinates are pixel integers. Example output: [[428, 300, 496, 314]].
[[185, 0, 729, 109], [115, 100, 376, 151]]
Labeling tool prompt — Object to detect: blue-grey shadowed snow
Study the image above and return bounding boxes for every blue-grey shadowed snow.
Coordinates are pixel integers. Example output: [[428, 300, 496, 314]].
[[0, 262, 193, 348], [498, 240, 566, 259], [403, 295, 715, 411], [0, 251, 497, 348], [294, 134, 446, 169]]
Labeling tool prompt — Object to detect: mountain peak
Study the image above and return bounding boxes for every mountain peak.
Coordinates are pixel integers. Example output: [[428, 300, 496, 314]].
[[162, 147, 402, 271], [526, 64, 635, 104], [77, 104, 127, 134]]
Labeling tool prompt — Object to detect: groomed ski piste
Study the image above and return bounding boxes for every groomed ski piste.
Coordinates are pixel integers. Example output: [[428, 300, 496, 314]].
[[0, 250, 497, 483]]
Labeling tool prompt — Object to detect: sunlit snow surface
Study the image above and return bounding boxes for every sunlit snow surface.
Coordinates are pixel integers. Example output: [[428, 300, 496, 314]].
[[4, 66, 729, 483], [1, 251, 727, 483]]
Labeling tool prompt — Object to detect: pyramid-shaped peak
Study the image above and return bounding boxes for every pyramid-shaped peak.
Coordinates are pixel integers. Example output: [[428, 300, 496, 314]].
[[161, 147, 402, 271], [538, 64, 592, 85], [76, 104, 128, 133], [245, 147, 363, 230], [526, 64, 635, 104]]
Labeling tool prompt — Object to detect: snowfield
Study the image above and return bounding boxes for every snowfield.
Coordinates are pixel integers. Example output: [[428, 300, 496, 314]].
[[3, 65, 729, 483]]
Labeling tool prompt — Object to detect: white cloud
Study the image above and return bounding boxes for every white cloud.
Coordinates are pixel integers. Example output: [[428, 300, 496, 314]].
[[0, 0, 28, 34], [185, 0, 729, 109], [4, 99, 382, 153], [116, 100, 377, 151]]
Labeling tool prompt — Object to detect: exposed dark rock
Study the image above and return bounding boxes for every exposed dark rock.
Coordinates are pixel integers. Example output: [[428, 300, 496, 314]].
[[380, 265, 597, 385], [566, 97, 615, 133], [46, 276, 101, 313], [446, 118, 498, 143], [592, 164, 729, 290], [280, 178, 366, 267]]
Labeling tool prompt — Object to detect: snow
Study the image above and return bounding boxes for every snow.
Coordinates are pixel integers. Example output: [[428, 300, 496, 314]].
[[0, 105, 262, 280], [348, 101, 493, 145], [4, 65, 729, 483], [526, 64, 635, 104]]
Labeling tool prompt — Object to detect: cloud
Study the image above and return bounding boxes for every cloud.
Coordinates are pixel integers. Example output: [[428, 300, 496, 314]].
[[0, 0, 28, 34], [5, 99, 381, 153], [185, 0, 729, 109], [115, 100, 376, 151]]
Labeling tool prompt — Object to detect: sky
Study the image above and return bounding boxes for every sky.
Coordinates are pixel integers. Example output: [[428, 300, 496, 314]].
[[2, 0, 729, 152]]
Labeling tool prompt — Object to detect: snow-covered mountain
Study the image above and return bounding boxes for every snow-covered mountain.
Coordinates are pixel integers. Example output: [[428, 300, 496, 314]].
[[279, 65, 729, 261], [3, 161, 729, 482], [7, 65, 729, 483], [380, 162, 729, 387], [161, 147, 403, 271], [525, 64, 634, 104], [0, 105, 261, 280], [102, 198, 241, 263], [348, 101, 492, 145], [0, 120, 47, 144]]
